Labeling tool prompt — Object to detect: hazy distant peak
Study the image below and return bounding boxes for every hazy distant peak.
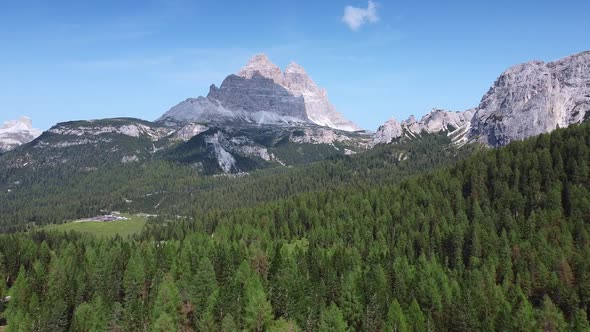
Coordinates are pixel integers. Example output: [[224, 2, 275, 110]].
[[2, 116, 34, 130], [0, 116, 42, 152]]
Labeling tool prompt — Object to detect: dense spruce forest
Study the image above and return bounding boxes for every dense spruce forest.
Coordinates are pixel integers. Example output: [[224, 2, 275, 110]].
[[0, 123, 589, 331]]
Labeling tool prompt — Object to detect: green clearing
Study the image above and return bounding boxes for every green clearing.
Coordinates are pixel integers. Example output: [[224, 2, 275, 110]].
[[43, 214, 147, 238]]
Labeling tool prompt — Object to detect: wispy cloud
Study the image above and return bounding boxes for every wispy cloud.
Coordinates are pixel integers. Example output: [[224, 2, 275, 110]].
[[342, 1, 379, 31]]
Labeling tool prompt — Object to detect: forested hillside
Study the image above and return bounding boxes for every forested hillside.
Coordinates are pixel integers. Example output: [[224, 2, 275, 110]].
[[0, 132, 473, 232], [0, 123, 589, 331]]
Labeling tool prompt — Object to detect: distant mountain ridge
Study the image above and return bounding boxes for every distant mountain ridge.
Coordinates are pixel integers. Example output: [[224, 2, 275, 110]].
[[373, 50, 590, 147], [0, 117, 42, 153], [0, 117, 369, 174], [159, 54, 361, 131], [372, 109, 475, 147]]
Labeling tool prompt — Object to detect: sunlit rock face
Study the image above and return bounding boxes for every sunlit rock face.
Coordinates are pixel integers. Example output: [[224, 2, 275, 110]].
[[373, 51, 590, 147], [159, 54, 361, 132], [371, 117, 403, 146], [470, 51, 590, 146]]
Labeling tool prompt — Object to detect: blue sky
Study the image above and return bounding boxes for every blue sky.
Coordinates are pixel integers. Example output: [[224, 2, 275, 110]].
[[1, 0, 589, 131]]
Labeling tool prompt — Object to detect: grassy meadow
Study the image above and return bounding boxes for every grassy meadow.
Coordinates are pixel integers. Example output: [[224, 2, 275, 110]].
[[42, 214, 147, 238]]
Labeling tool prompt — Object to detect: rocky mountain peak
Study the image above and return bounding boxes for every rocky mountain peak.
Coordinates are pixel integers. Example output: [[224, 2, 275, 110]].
[[237, 53, 283, 83], [237, 55, 361, 132], [285, 62, 307, 75], [160, 54, 361, 132], [248, 53, 272, 64], [0, 116, 43, 153], [371, 117, 403, 146]]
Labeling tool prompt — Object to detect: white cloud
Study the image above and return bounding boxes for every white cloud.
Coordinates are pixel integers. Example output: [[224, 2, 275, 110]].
[[342, 1, 379, 31]]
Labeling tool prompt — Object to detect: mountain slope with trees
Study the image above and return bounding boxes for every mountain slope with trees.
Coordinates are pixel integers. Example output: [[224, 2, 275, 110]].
[[0, 123, 589, 330], [0, 131, 472, 232]]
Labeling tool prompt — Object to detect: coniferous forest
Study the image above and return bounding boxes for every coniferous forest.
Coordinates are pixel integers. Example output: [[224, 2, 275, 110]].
[[0, 123, 589, 331]]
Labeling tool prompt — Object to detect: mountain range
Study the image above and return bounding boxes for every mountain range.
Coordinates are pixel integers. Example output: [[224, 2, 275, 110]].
[[1, 51, 589, 174]]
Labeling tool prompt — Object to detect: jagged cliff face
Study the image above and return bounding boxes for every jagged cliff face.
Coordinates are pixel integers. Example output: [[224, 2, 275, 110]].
[[470, 51, 590, 146], [285, 62, 360, 131], [159, 54, 361, 132], [160, 74, 308, 126], [372, 118, 403, 146], [0, 117, 42, 153], [371, 109, 474, 146], [238, 56, 361, 131], [209, 74, 307, 120], [374, 51, 590, 147]]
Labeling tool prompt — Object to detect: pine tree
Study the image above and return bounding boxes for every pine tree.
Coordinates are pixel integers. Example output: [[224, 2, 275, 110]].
[[406, 299, 426, 332], [6, 311, 33, 332], [536, 295, 567, 332], [243, 274, 273, 332], [570, 308, 590, 332], [363, 263, 389, 330], [5, 266, 29, 328], [269, 318, 301, 332], [318, 303, 349, 332], [511, 287, 537, 332], [386, 299, 409, 332], [123, 250, 147, 331], [151, 274, 183, 331], [44, 257, 70, 332], [198, 289, 219, 331], [71, 297, 108, 332], [221, 314, 238, 332], [193, 256, 218, 323], [151, 312, 176, 332], [340, 269, 363, 330]]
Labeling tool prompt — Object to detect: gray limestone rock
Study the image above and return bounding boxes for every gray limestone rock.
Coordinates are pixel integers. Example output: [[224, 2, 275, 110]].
[[371, 109, 473, 146], [373, 51, 590, 147], [371, 118, 403, 146], [209, 74, 307, 120], [158, 54, 361, 131], [470, 51, 590, 146]]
